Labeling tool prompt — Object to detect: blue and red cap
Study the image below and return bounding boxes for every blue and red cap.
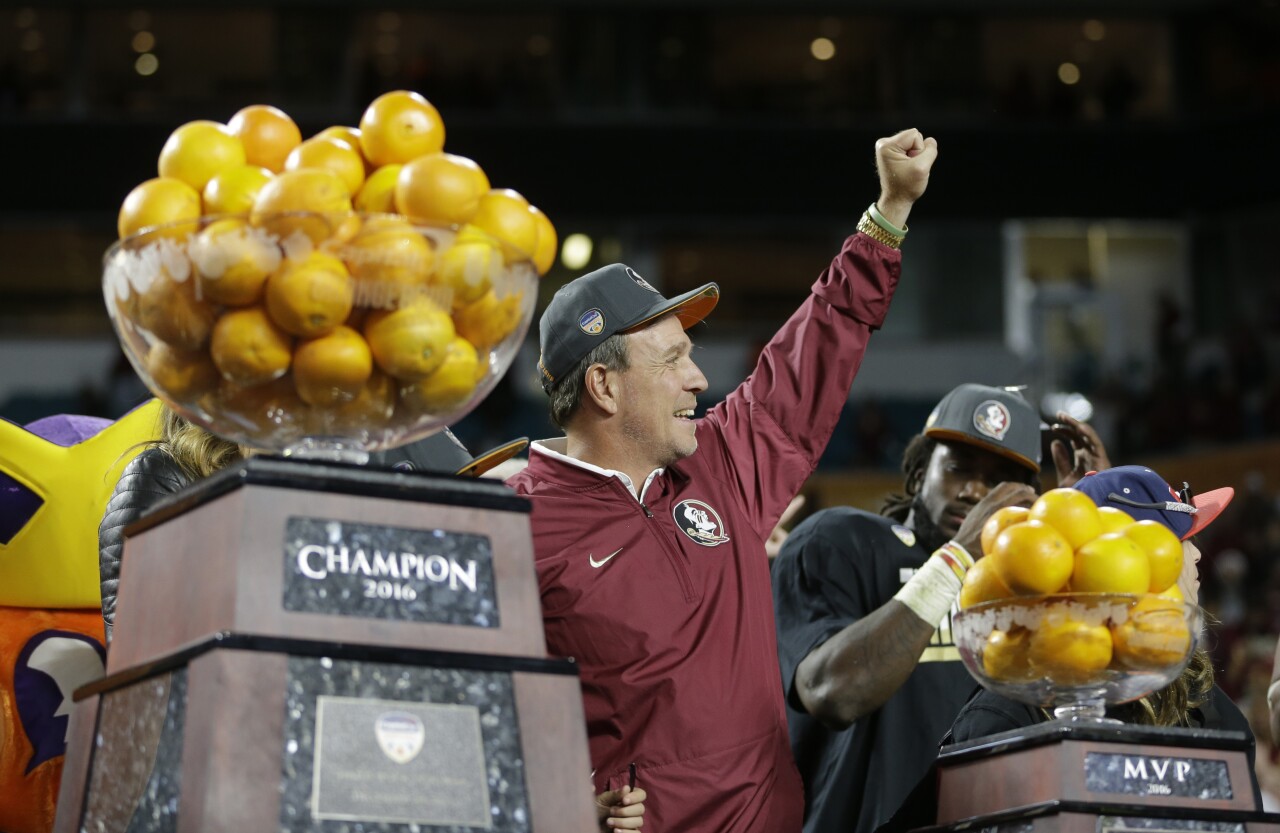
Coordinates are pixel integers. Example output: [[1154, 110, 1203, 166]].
[[1073, 465, 1233, 541]]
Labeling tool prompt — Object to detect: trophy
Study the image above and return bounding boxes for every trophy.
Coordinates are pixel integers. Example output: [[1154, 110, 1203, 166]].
[[56, 96, 595, 833]]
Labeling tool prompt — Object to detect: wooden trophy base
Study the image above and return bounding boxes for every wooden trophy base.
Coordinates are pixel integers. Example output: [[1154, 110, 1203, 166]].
[[927, 720, 1280, 833]]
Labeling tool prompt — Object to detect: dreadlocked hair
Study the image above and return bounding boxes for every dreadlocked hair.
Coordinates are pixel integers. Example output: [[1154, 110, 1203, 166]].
[[881, 434, 937, 522]]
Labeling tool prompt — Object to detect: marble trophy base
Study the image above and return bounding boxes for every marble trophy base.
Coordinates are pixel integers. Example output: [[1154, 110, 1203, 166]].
[[924, 721, 1280, 833], [56, 634, 596, 833]]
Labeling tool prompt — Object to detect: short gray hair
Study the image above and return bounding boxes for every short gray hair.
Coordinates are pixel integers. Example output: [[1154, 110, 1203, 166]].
[[547, 333, 630, 429]]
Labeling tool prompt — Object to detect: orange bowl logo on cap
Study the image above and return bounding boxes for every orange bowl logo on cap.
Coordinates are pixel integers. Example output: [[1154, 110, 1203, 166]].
[[973, 400, 1012, 441], [578, 308, 605, 336]]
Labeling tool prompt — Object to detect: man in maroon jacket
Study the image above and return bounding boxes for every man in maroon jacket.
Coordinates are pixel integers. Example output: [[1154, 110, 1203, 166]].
[[507, 128, 937, 832]]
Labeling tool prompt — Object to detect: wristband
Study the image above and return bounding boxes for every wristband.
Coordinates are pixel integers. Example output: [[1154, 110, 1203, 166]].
[[868, 202, 908, 238], [894, 548, 964, 627]]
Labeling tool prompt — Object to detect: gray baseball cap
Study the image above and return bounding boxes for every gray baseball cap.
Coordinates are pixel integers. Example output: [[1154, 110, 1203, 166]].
[[923, 384, 1042, 473], [536, 263, 719, 392]]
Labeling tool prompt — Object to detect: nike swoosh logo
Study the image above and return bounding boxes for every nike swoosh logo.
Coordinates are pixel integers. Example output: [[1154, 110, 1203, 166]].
[[589, 548, 624, 569]]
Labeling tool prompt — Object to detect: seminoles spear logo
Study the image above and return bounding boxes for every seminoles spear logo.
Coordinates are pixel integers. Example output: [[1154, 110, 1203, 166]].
[[673, 499, 731, 547], [973, 400, 1012, 441]]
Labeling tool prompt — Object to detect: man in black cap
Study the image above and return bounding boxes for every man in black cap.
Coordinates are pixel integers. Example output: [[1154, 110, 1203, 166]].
[[771, 384, 1110, 833], [507, 128, 937, 833]]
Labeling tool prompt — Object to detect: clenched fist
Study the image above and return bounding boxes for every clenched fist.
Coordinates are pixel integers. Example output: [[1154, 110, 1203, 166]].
[[874, 128, 938, 229]]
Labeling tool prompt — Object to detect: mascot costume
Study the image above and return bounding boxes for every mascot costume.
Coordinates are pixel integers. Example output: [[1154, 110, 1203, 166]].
[[0, 399, 161, 833]]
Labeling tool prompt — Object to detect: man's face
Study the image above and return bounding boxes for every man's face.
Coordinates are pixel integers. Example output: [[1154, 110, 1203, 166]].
[[614, 315, 709, 469], [915, 440, 1035, 543]]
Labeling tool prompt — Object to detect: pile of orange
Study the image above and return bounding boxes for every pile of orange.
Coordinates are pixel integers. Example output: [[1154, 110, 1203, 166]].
[[958, 488, 1191, 685], [112, 92, 555, 433]]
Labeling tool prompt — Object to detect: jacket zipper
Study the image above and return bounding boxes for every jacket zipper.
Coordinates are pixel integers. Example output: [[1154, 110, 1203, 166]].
[[626, 483, 696, 602]]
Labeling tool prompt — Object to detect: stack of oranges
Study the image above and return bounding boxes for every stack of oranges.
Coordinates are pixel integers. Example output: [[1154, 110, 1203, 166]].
[[958, 488, 1192, 686], [110, 91, 554, 439]]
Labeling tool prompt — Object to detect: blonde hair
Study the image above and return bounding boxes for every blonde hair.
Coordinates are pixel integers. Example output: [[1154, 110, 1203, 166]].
[[157, 406, 245, 480]]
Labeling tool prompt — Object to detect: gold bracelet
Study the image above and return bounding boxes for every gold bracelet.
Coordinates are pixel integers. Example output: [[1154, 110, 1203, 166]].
[[857, 211, 905, 249]]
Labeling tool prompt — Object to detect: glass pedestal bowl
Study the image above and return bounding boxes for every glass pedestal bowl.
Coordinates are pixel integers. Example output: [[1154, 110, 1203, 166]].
[[951, 593, 1202, 723], [103, 212, 537, 463]]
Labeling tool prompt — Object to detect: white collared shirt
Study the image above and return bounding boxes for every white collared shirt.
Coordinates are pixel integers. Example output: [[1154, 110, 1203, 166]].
[[531, 438, 664, 503]]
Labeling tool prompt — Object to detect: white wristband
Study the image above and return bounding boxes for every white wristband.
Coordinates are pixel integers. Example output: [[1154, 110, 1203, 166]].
[[894, 551, 963, 627]]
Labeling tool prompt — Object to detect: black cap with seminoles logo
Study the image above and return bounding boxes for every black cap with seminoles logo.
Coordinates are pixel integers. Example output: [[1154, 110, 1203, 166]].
[[536, 263, 719, 393], [923, 383, 1042, 473]]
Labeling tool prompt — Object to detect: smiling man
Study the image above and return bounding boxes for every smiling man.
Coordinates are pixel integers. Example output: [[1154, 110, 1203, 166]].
[[507, 129, 937, 831], [771, 384, 1111, 833]]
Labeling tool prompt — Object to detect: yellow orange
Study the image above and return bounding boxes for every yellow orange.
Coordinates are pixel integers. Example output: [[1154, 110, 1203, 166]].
[[191, 218, 281, 306], [228, 104, 302, 173], [530, 205, 557, 276], [330, 370, 397, 427], [399, 337, 480, 412], [983, 628, 1036, 682], [991, 520, 1074, 595], [959, 557, 1014, 609], [358, 90, 446, 167], [394, 152, 489, 225], [285, 136, 366, 197], [158, 120, 247, 191], [1158, 582, 1184, 602], [202, 164, 274, 217], [1072, 532, 1151, 594], [1029, 616, 1113, 684], [118, 177, 202, 240], [470, 188, 538, 263], [980, 505, 1031, 558], [250, 168, 354, 245], [1029, 488, 1104, 550], [342, 215, 435, 287], [437, 237, 503, 305], [453, 289, 524, 352], [1124, 520, 1184, 594], [1111, 595, 1191, 669], [218, 377, 309, 435], [292, 325, 374, 406], [210, 306, 293, 386], [1097, 506, 1137, 534], [354, 164, 403, 213], [135, 275, 216, 351], [265, 251, 354, 338], [363, 301, 456, 381], [145, 343, 220, 401]]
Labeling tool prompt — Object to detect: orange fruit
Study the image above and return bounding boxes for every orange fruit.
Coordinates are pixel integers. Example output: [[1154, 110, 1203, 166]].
[[228, 104, 302, 173], [145, 342, 220, 401], [329, 370, 396, 428], [218, 376, 310, 436], [1029, 616, 1113, 685], [470, 188, 538, 263], [1158, 582, 1184, 602], [210, 306, 293, 386], [284, 136, 366, 197], [1072, 532, 1151, 594], [1097, 506, 1136, 534], [292, 325, 374, 406], [118, 177, 202, 240], [1123, 520, 1184, 594], [991, 520, 1074, 595], [358, 90, 446, 167], [453, 289, 524, 352], [980, 505, 1031, 557], [250, 168, 354, 245], [354, 164, 403, 213], [202, 164, 274, 217], [1029, 488, 1103, 550], [393, 152, 489, 225], [135, 274, 217, 350], [190, 217, 282, 306], [314, 126, 366, 158], [341, 215, 435, 288], [983, 628, 1035, 682], [959, 557, 1014, 609], [437, 236, 503, 305], [363, 300, 456, 381], [158, 120, 247, 191], [1111, 595, 1191, 669], [264, 251, 354, 338], [399, 337, 480, 412], [529, 204, 557, 276]]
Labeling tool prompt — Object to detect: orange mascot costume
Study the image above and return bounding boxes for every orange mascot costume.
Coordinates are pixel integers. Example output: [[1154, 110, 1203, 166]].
[[0, 399, 160, 833]]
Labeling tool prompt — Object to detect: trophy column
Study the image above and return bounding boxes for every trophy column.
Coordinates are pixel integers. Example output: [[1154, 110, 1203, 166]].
[[55, 457, 596, 833]]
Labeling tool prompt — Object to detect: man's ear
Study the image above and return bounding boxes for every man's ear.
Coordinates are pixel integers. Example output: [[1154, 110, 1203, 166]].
[[906, 465, 924, 496], [583, 364, 620, 415]]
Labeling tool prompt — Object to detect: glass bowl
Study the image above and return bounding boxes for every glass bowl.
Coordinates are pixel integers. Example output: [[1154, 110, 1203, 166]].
[[103, 212, 537, 462], [951, 593, 1202, 722]]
